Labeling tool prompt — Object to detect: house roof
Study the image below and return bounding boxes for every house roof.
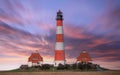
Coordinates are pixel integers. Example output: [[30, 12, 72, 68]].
[[77, 50, 92, 62], [28, 52, 43, 63]]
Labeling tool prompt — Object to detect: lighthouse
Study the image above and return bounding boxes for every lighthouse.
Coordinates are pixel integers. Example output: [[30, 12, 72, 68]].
[[54, 10, 65, 67]]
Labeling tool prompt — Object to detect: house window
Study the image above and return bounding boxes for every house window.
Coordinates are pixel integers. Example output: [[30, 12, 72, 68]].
[[37, 62, 39, 64], [55, 63, 56, 65]]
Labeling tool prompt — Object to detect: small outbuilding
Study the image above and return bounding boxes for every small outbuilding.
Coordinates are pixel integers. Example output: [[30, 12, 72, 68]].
[[77, 50, 92, 63], [28, 51, 43, 67]]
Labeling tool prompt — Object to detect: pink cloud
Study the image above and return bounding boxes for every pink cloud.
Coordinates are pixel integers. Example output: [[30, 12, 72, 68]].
[[92, 61, 120, 70], [65, 45, 74, 50], [64, 24, 93, 39], [87, 38, 111, 48]]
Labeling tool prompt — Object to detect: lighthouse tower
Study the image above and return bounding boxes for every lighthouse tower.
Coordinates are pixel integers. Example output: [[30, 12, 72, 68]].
[[54, 10, 65, 67]]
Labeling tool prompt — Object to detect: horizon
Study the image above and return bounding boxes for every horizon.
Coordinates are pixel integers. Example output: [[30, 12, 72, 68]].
[[0, 0, 120, 70]]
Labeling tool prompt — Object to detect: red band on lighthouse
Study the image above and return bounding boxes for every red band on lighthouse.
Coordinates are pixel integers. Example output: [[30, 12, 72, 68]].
[[57, 20, 63, 26], [55, 50, 65, 60], [56, 34, 64, 42]]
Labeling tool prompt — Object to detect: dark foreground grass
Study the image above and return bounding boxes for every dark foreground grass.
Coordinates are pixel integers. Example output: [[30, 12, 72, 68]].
[[8, 68, 102, 72]]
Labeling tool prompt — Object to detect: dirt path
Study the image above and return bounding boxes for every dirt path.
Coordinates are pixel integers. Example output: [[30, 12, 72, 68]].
[[0, 71, 120, 75]]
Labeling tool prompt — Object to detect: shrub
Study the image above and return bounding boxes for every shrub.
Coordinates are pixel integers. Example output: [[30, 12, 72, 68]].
[[65, 64, 71, 70], [77, 62, 84, 70], [57, 64, 65, 70], [71, 63, 77, 70], [41, 64, 50, 70], [20, 65, 28, 70]]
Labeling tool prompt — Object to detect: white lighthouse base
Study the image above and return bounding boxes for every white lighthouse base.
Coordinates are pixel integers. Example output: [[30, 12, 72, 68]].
[[54, 61, 65, 67]]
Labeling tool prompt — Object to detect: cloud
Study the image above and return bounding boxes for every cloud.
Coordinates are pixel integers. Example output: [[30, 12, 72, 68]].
[[92, 61, 120, 70], [92, 41, 120, 51], [0, 18, 120, 70], [87, 5, 120, 37], [64, 24, 93, 39], [0, 0, 26, 25], [0, 21, 51, 59], [0, 0, 43, 28], [63, 24, 120, 70]]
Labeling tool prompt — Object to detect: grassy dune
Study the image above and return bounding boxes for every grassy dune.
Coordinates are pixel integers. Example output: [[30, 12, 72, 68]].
[[0, 71, 120, 75]]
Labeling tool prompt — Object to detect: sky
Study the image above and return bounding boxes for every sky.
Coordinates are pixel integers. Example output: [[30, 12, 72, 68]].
[[0, 0, 120, 70]]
